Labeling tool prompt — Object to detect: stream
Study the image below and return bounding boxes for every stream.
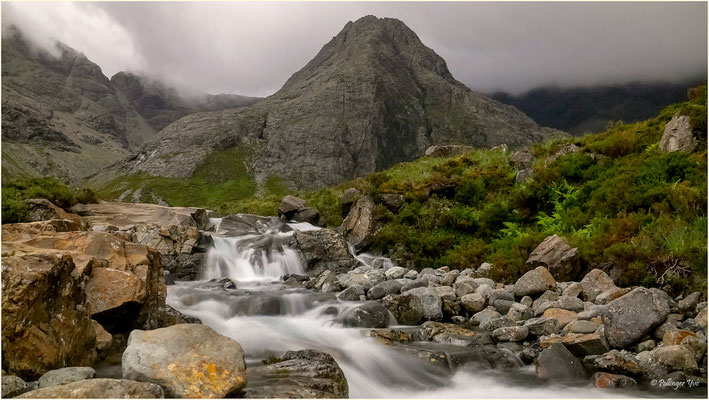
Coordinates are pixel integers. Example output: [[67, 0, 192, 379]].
[[165, 219, 693, 398]]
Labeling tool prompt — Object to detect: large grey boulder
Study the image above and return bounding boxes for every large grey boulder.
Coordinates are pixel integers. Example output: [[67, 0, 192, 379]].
[[602, 287, 671, 348], [367, 280, 404, 300], [535, 343, 588, 381], [513, 266, 557, 297], [382, 287, 442, 325], [38, 367, 96, 388], [122, 324, 247, 398], [17, 379, 164, 398], [338, 302, 394, 328], [293, 229, 359, 276], [278, 195, 307, 219], [659, 113, 697, 153], [460, 293, 486, 313], [242, 350, 347, 398], [579, 269, 618, 303], [526, 235, 579, 281]]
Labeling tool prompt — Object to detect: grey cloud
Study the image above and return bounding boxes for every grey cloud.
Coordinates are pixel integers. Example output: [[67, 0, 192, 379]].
[[3, 2, 706, 96]]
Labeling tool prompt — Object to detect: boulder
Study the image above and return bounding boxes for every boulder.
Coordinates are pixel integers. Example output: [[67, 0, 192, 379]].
[[492, 326, 529, 343], [337, 286, 365, 302], [242, 350, 347, 398], [510, 150, 533, 170], [161, 253, 205, 281], [525, 235, 579, 281], [2, 229, 166, 333], [433, 286, 456, 301], [2, 375, 28, 398], [564, 320, 598, 334], [385, 266, 407, 280], [513, 266, 556, 297], [400, 278, 429, 293], [540, 333, 608, 356], [507, 303, 533, 322], [602, 287, 671, 348], [417, 322, 489, 346], [525, 317, 560, 337], [593, 350, 641, 377], [16, 379, 164, 398], [368, 280, 404, 300], [292, 207, 322, 226], [663, 330, 698, 346], [592, 372, 637, 389], [542, 308, 578, 328], [644, 345, 698, 374], [293, 229, 359, 277], [278, 195, 307, 218], [339, 302, 393, 328], [480, 316, 516, 331], [579, 269, 618, 303], [71, 202, 209, 231], [460, 293, 486, 313], [122, 324, 247, 398], [695, 307, 707, 330], [1, 254, 96, 379], [382, 287, 442, 325], [338, 195, 378, 250], [659, 113, 697, 153], [38, 367, 96, 388], [679, 292, 702, 317], [535, 343, 588, 381], [471, 308, 502, 327]]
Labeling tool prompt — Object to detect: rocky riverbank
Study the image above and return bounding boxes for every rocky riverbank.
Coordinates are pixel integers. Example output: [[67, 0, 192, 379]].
[[1, 198, 707, 398]]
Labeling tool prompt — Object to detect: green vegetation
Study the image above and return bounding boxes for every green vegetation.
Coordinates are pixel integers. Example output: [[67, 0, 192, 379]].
[[94, 86, 707, 294], [1, 177, 98, 223]]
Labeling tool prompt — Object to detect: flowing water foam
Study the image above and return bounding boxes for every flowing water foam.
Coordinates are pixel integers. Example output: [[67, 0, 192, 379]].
[[167, 220, 632, 398]]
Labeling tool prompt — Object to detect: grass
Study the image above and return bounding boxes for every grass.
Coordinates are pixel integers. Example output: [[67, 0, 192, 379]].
[[1, 177, 98, 223]]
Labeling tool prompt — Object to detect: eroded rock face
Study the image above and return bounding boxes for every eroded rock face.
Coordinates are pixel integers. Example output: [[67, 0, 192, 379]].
[[122, 324, 247, 398], [25, 199, 85, 228], [525, 235, 579, 281], [659, 113, 697, 153], [602, 288, 671, 349], [243, 350, 348, 398], [17, 378, 165, 398], [1, 254, 96, 380], [2, 229, 166, 333]]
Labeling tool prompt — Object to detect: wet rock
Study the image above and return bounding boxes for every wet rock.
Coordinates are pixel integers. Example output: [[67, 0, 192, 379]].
[[161, 253, 205, 281], [2, 376, 28, 398], [383, 287, 443, 325], [1, 254, 96, 379], [418, 322, 490, 346], [38, 367, 96, 388], [592, 372, 637, 389], [339, 302, 393, 328], [460, 293, 486, 313], [535, 343, 588, 381], [243, 350, 347, 398], [368, 280, 404, 300], [579, 269, 617, 303], [593, 350, 641, 377], [513, 266, 556, 297], [312, 270, 338, 292], [602, 287, 671, 348], [659, 113, 697, 153], [492, 326, 529, 343], [520, 343, 543, 364], [16, 378, 164, 398], [337, 285, 365, 301], [122, 324, 247, 398], [368, 329, 413, 345], [338, 195, 378, 250], [525, 235, 579, 281]]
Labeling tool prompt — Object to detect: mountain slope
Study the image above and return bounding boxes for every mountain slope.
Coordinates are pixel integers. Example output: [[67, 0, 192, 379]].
[[490, 81, 702, 135], [102, 16, 560, 193], [1, 28, 258, 184]]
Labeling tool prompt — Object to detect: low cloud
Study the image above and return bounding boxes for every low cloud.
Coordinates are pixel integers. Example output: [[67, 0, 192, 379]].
[[2, 2, 706, 96]]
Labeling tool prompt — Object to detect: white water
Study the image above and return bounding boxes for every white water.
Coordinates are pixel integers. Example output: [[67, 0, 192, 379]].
[[167, 220, 641, 398]]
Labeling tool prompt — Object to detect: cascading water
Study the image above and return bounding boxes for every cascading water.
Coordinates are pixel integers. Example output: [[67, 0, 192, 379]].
[[167, 217, 640, 398]]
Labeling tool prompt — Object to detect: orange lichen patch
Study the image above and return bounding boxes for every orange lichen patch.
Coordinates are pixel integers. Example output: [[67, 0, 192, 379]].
[[662, 330, 697, 346], [594, 372, 614, 388]]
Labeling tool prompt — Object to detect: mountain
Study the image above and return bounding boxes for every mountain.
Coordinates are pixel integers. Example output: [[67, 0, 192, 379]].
[[1, 28, 259, 184], [110, 71, 262, 132], [103, 16, 560, 192], [490, 81, 703, 135]]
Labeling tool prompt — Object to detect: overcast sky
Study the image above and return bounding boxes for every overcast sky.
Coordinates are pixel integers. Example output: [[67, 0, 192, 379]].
[[2, 1, 706, 97]]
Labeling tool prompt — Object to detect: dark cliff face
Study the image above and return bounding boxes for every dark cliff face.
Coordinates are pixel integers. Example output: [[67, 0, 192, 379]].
[[121, 16, 558, 190]]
